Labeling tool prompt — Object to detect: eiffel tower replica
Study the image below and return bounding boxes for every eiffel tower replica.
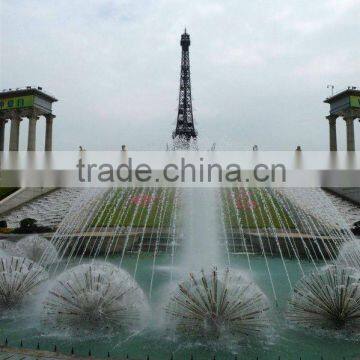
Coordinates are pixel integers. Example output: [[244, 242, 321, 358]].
[[172, 30, 197, 143]]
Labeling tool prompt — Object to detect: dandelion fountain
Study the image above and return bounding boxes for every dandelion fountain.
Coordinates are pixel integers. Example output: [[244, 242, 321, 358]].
[[0, 256, 47, 308], [43, 262, 148, 333], [288, 265, 360, 332], [166, 267, 269, 338], [0, 183, 359, 359], [15, 235, 58, 265]]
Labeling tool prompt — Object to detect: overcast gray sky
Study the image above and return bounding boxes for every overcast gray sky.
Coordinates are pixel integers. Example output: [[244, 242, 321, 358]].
[[1, 0, 359, 150]]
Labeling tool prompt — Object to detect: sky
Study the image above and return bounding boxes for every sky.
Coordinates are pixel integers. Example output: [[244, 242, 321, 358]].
[[1, 0, 359, 150]]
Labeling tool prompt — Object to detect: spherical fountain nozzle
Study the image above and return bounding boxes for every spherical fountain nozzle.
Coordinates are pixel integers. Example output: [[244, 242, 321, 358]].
[[288, 265, 360, 332], [43, 262, 148, 333], [166, 268, 269, 338], [15, 235, 58, 265], [0, 256, 48, 308]]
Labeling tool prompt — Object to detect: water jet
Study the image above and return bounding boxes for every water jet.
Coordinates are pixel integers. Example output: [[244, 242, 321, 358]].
[[166, 268, 269, 338], [43, 262, 148, 333], [288, 265, 360, 332], [0, 256, 48, 308]]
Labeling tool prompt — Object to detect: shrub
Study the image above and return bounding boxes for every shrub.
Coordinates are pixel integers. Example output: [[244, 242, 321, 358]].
[[19, 218, 37, 229]]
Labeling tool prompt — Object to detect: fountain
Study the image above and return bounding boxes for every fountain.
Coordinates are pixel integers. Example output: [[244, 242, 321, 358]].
[[337, 240, 360, 270], [179, 188, 221, 271], [288, 265, 360, 332], [0, 183, 359, 358], [43, 262, 148, 333], [0, 239, 17, 255], [0, 256, 48, 308], [166, 268, 269, 338], [15, 235, 59, 265], [0, 26, 358, 358]]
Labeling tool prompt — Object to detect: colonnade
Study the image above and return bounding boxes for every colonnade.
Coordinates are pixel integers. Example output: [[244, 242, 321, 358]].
[[0, 112, 55, 151], [327, 113, 358, 151]]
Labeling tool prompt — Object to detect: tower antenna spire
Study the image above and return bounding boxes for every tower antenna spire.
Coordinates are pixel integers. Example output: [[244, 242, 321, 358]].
[[172, 30, 197, 142]]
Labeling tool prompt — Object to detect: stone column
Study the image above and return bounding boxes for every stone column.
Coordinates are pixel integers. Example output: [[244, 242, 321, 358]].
[[344, 116, 355, 151], [0, 119, 7, 151], [45, 114, 55, 151], [27, 115, 39, 151], [9, 115, 22, 151], [327, 115, 338, 151]]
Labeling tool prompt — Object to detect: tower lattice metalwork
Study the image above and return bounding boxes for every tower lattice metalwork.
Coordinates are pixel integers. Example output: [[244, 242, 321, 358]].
[[173, 30, 197, 141]]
